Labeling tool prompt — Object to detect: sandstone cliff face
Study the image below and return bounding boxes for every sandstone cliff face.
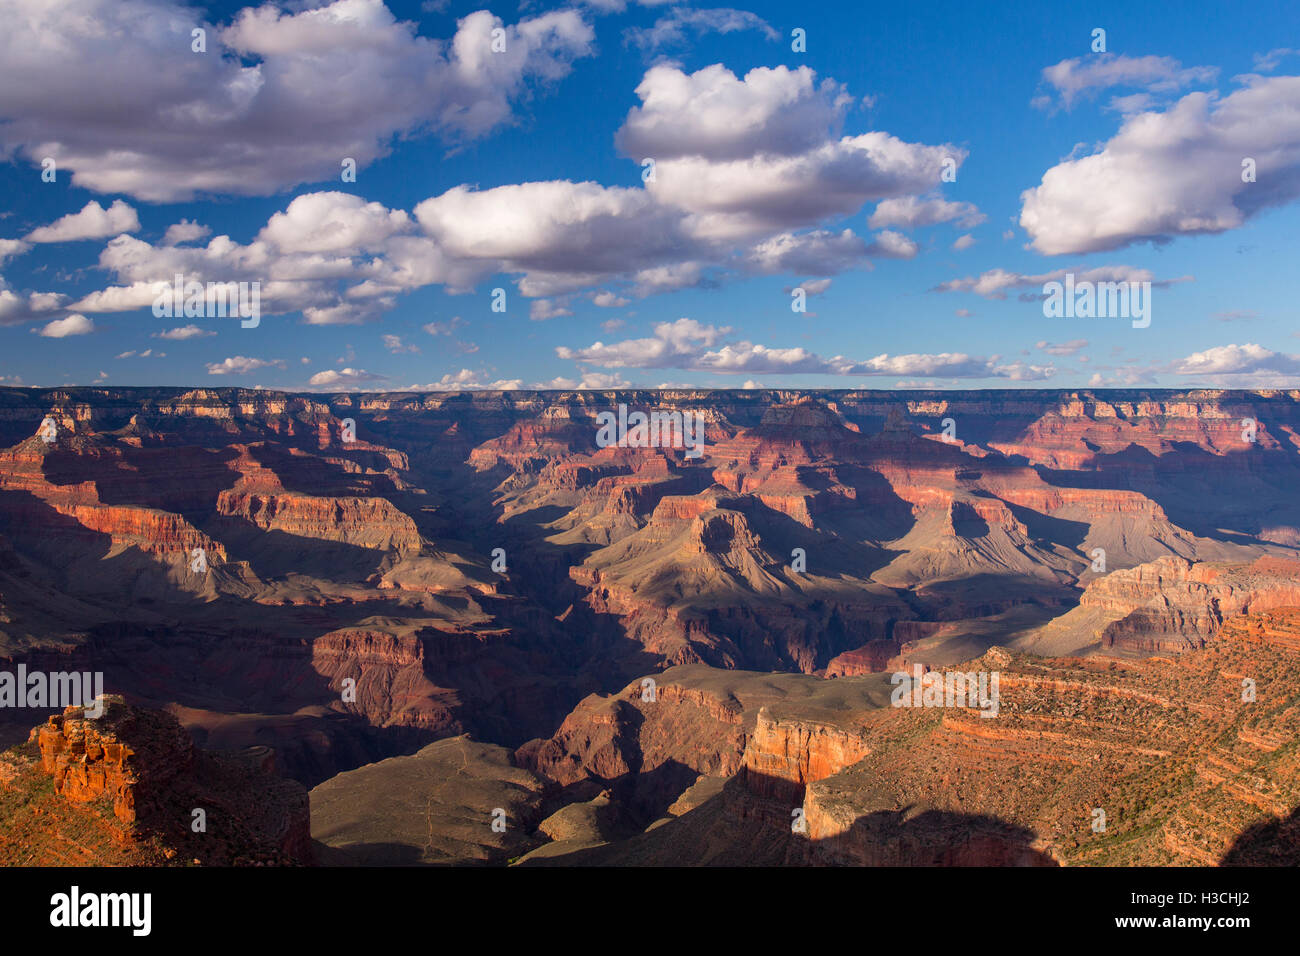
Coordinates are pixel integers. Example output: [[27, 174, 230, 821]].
[[310, 628, 462, 733], [35, 698, 192, 824], [216, 489, 420, 551], [824, 640, 898, 676], [0, 438, 226, 564], [986, 396, 1284, 469], [210, 443, 421, 552], [739, 709, 872, 802], [1033, 555, 1300, 654]]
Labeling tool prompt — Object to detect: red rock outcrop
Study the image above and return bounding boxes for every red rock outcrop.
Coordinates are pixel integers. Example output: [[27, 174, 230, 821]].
[[0, 436, 225, 563], [216, 489, 420, 551], [310, 627, 462, 734], [15, 696, 312, 864], [739, 708, 872, 801], [517, 665, 891, 826], [1042, 556, 1300, 653], [35, 698, 190, 824]]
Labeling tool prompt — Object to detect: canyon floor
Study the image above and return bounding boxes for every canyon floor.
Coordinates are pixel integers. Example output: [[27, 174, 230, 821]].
[[1, 387, 1298, 865]]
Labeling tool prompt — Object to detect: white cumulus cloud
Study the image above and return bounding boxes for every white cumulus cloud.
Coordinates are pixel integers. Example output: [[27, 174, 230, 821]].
[[35, 313, 94, 337], [1021, 75, 1300, 254], [26, 200, 139, 243]]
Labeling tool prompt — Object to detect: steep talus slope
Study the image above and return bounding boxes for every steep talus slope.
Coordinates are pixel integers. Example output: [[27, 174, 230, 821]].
[[310, 735, 546, 865]]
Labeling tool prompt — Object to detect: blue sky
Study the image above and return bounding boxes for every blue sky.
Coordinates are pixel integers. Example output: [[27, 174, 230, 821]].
[[1, 0, 1298, 390]]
